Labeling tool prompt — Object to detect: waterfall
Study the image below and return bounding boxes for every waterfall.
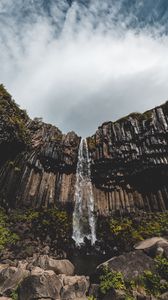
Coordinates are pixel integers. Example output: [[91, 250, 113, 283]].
[[72, 138, 96, 246]]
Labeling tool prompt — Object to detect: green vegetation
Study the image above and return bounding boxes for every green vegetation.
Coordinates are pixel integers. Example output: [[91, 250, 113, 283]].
[[97, 212, 168, 253], [155, 256, 168, 281], [139, 270, 168, 296], [9, 208, 72, 257], [115, 110, 153, 124], [98, 257, 168, 299], [10, 288, 19, 300], [100, 268, 125, 294], [87, 136, 97, 151], [0, 84, 30, 148], [0, 209, 20, 252]]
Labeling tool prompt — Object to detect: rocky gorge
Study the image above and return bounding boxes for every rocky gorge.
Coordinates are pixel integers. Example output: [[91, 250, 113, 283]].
[[0, 84, 168, 300]]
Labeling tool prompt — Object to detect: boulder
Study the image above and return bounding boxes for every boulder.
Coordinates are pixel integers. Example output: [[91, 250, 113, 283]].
[[134, 237, 167, 250], [19, 271, 62, 300], [59, 275, 89, 300], [0, 266, 29, 295], [156, 240, 168, 259], [159, 292, 168, 300], [134, 237, 168, 259], [33, 255, 75, 275], [97, 251, 155, 280]]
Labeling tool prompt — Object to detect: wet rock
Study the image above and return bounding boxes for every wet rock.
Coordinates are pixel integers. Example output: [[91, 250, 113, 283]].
[[97, 251, 155, 280]]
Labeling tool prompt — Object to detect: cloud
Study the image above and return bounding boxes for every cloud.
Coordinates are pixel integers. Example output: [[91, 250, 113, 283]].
[[0, 0, 168, 136]]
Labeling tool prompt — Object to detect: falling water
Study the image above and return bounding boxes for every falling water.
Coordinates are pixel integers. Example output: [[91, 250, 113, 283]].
[[72, 138, 96, 246]]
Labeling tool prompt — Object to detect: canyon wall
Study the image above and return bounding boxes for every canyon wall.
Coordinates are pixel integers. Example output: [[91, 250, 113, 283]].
[[0, 85, 168, 215], [88, 102, 168, 214]]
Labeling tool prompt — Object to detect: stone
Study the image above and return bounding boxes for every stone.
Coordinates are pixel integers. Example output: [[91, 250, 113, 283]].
[[134, 237, 167, 250], [88, 284, 99, 298], [59, 275, 89, 300], [97, 251, 155, 280], [160, 292, 168, 299], [0, 266, 29, 295], [102, 289, 126, 300], [34, 255, 75, 275], [19, 271, 62, 300], [30, 266, 44, 276], [156, 240, 168, 259], [0, 89, 168, 216]]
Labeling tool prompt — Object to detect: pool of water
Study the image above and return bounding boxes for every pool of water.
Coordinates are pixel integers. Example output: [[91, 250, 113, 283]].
[[70, 254, 107, 276]]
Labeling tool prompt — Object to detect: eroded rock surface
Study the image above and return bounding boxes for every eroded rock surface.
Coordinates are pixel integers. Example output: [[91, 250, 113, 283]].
[[97, 250, 155, 280], [0, 86, 168, 215]]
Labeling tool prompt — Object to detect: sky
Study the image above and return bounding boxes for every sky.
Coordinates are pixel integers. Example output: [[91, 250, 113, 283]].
[[0, 0, 168, 136]]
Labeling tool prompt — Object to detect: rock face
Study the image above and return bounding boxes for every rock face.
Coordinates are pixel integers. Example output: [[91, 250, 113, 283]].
[[0, 112, 80, 209], [33, 256, 75, 276], [97, 250, 156, 280], [88, 101, 168, 215], [0, 85, 168, 215]]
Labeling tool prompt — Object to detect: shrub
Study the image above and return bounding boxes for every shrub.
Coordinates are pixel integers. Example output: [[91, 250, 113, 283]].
[[99, 267, 125, 295], [0, 209, 20, 251], [139, 270, 168, 296], [155, 256, 168, 281]]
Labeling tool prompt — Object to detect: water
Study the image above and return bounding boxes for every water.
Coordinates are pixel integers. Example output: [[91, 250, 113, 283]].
[[72, 138, 96, 246]]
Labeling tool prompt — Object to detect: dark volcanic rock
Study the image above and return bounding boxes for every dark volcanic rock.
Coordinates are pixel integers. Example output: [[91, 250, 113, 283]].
[[0, 85, 168, 215], [0, 266, 29, 296], [19, 271, 62, 300], [97, 250, 155, 280], [88, 101, 168, 215]]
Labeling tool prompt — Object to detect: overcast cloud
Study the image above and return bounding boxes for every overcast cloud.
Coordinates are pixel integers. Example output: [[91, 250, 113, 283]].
[[0, 0, 168, 136]]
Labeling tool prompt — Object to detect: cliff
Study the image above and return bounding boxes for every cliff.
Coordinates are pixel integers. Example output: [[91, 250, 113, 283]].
[[88, 102, 168, 214], [0, 85, 168, 215]]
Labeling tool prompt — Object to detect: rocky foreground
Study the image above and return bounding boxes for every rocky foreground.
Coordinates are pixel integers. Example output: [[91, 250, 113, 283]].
[[0, 237, 168, 300]]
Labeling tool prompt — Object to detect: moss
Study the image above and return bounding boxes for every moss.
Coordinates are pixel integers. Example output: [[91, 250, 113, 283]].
[[97, 212, 168, 254], [0, 84, 30, 151], [0, 84, 11, 100], [138, 270, 168, 296], [0, 209, 20, 252], [10, 288, 19, 300], [87, 136, 96, 152], [114, 110, 153, 124], [155, 256, 168, 281], [99, 267, 125, 295]]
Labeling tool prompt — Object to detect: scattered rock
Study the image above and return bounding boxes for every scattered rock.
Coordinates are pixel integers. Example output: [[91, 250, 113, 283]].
[[60, 275, 89, 300], [33, 255, 75, 275]]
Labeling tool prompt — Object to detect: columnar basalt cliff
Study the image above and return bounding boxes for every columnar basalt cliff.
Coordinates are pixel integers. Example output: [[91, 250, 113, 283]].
[[88, 102, 168, 215], [0, 85, 168, 215]]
